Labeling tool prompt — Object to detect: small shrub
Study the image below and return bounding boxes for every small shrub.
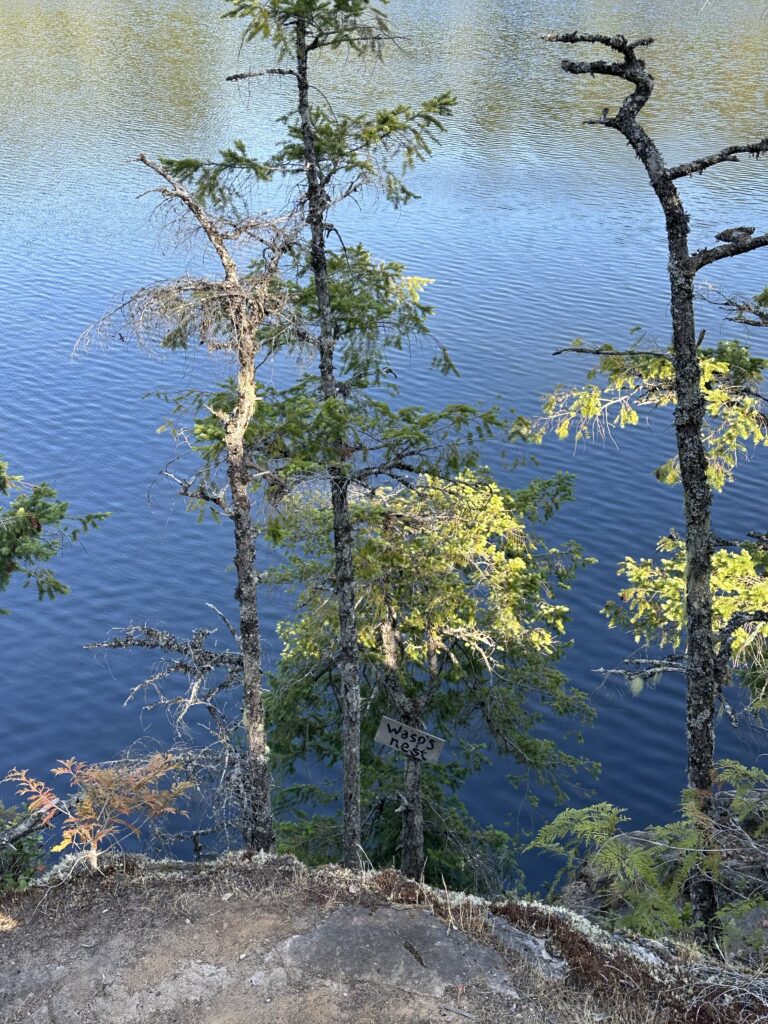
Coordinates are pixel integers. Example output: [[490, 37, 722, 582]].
[[5, 754, 192, 870]]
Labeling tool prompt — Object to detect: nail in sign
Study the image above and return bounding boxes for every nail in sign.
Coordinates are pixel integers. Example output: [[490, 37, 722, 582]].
[[374, 716, 445, 764]]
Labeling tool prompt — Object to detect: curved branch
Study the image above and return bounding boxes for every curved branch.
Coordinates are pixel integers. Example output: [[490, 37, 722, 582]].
[[544, 33, 662, 176], [137, 154, 240, 284]]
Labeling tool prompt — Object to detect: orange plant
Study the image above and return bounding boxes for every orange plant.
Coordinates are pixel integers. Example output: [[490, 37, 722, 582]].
[[3, 769, 61, 824], [5, 754, 191, 869]]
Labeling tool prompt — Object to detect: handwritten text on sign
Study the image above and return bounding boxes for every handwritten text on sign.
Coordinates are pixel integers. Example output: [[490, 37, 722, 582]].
[[374, 717, 445, 764]]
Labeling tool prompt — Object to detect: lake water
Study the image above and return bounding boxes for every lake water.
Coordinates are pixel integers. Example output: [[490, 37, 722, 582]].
[[2, 0, 768, 884]]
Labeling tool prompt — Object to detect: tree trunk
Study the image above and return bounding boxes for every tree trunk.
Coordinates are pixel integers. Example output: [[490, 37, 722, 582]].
[[400, 753, 425, 879], [549, 28, 768, 945], [620, 91, 720, 943], [638, 179, 718, 938], [295, 19, 362, 868], [225, 304, 274, 853], [331, 471, 362, 866], [380, 612, 426, 878], [132, 156, 275, 852], [227, 442, 274, 851], [667, 256, 719, 937]]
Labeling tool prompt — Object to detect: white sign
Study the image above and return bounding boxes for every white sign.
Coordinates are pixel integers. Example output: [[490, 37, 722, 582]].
[[374, 717, 445, 764]]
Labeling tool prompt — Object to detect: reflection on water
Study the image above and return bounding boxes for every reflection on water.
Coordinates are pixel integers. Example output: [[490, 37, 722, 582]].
[[2, 0, 768, 878]]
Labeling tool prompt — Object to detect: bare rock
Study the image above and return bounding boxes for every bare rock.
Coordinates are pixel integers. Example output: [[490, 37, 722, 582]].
[[254, 905, 519, 1000], [488, 915, 566, 978]]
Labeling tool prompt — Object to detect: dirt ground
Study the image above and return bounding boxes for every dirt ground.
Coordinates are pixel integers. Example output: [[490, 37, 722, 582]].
[[0, 856, 539, 1024], [0, 855, 757, 1024]]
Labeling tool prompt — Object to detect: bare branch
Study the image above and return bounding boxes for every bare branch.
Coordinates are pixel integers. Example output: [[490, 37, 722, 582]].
[[544, 32, 654, 97], [0, 804, 67, 851], [691, 231, 768, 271], [552, 345, 671, 359], [226, 68, 297, 82], [137, 154, 240, 283], [89, 624, 247, 779], [717, 610, 768, 643], [543, 32, 653, 56], [595, 656, 687, 681], [669, 137, 768, 180], [545, 33, 660, 176], [205, 603, 240, 641], [164, 471, 234, 519]]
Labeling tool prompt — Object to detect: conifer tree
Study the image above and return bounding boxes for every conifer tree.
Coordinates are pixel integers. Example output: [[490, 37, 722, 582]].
[[266, 470, 594, 881], [166, 0, 457, 867], [0, 458, 105, 615]]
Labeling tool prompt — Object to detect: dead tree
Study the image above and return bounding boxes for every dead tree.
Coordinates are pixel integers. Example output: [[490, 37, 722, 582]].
[[85, 158, 295, 852], [546, 31, 768, 940], [88, 622, 258, 848]]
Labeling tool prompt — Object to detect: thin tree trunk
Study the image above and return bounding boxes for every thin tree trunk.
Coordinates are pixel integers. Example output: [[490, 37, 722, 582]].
[[227, 440, 274, 851], [651, 180, 718, 940], [381, 611, 427, 879], [542, 35, 758, 940], [667, 259, 719, 935], [610, 62, 720, 943], [294, 20, 362, 868], [401, 753, 425, 879], [225, 305, 274, 852], [330, 471, 362, 867], [633, 188, 720, 945]]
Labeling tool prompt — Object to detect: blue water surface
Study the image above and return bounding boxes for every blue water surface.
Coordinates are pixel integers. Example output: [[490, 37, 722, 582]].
[[2, 0, 768, 884]]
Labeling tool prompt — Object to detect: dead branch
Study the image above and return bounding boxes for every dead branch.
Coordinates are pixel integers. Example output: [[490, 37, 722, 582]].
[[546, 32, 768, 271], [89, 623, 268, 850], [669, 137, 768, 180], [552, 345, 671, 359], [226, 68, 297, 81], [703, 285, 768, 329], [88, 624, 243, 729], [164, 471, 234, 519], [137, 154, 241, 282], [692, 231, 768, 272], [595, 656, 687, 681], [0, 805, 64, 850]]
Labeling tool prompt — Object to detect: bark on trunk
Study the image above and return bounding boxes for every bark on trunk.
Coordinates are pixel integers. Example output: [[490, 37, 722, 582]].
[[652, 179, 718, 939], [667, 259, 719, 936], [225, 304, 274, 852], [641, 186, 718, 943], [227, 438, 274, 851], [609, 65, 720, 943], [295, 20, 362, 868], [381, 612, 427, 879], [400, 753, 425, 879], [331, 470, 362, 866]]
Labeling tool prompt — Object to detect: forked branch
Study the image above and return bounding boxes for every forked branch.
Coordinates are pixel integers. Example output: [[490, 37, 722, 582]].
[[545, 32, 768, 268]]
